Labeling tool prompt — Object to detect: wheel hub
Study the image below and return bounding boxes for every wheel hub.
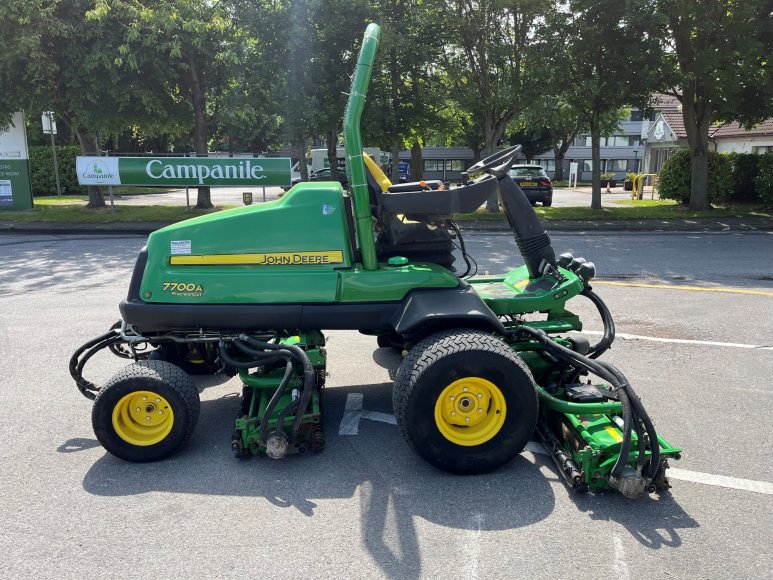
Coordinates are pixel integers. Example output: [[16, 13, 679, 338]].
[[112, 390, 175, 446], [434, 377, 507, 446]]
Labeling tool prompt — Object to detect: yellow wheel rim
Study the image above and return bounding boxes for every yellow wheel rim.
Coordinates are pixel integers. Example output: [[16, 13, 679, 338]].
[[434, 377, 506, 446], [111, 390, 174, 446]]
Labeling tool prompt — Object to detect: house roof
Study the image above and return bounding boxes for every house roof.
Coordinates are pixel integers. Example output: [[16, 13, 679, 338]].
[[710, 119, 773, 139], [651, 93, 682, 112], [661, 112, 687, 138]]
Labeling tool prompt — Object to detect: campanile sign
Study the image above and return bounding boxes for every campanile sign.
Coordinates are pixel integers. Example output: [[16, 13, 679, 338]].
[[76, 156, 291, 187], [0, 112, 33, 210]]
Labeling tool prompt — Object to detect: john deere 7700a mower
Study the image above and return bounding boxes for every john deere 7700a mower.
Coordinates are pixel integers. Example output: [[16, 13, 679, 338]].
[[71, 23, 680, 498]]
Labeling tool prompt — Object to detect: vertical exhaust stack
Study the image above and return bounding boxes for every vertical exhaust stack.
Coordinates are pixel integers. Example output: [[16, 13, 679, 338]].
[[496, 176, 557, 279]]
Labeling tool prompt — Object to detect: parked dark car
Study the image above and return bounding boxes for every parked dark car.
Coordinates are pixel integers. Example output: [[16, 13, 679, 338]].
[[398, 161, 411, 183], [309, 167, 349, 188], [507, 165, 553, 206]]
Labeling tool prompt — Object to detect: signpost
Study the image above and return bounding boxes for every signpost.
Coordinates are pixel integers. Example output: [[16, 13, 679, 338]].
[[569, 162, 579, 189], [0, 111, 33, 210], [42, 112, 62, 196]]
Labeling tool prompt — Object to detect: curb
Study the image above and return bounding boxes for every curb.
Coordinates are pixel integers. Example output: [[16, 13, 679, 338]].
[[2, 217, 772, 236]]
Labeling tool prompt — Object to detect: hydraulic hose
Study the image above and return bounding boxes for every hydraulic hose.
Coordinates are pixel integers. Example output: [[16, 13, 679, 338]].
[[69, 330, 123, 399], [243, 336, 317, 445], [596, 360, 661, 478], [581, 288, 616, 358], [510, 326, 634, 478]]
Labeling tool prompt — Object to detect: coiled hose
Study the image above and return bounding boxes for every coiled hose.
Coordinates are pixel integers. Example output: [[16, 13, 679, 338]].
[[511, 325, 659, 479], [218, 336, 316, 446]]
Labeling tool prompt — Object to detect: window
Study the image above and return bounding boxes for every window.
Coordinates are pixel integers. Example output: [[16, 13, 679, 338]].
[[539, 159, 556, 172], [509, 167, 548, 178], [607, 136, 629, 147], [445, 159, 464, 172], [630, 110, 644, 122], [582, 160, 593, 172], [423, 159, 444, 172], [629, 136, 641, 147], [607, 159, 627, 172]]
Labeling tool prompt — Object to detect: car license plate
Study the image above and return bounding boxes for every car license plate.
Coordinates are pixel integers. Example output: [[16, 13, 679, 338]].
[[521, 181, 537, 187]]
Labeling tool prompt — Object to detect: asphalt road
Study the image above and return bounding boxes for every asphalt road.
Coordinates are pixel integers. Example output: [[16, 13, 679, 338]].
[[107, 184, 625, 209], [0, 231, 771, 579]]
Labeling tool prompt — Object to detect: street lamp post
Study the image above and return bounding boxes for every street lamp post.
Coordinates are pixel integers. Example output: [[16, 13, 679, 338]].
[[633, 149, 639, 173]]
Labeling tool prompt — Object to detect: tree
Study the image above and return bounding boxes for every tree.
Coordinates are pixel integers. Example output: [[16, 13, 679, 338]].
[[91, 0, 245, 209], [443, 0, 547, 209], [658, 0, 773, 210], [0, 0, 173, 207], [539, 1, 666, 208], [507, 127, 552, 162]]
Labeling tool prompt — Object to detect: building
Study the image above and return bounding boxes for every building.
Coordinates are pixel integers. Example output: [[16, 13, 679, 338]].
[[642, 113, 773, 174]]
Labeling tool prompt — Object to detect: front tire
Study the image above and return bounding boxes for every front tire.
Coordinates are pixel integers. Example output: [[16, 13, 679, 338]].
[[393, 329, 538, 474], [92, 360, 200, 462]]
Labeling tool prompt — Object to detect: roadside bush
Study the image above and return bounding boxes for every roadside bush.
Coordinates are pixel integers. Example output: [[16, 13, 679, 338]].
[[658, 149, 732, 205], [755, 153, 773, 206], [28, 145, 85, 195], [726, 152, 760, 202]]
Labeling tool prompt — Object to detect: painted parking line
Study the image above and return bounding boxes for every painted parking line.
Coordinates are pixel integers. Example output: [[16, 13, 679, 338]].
[[594, 280, 773, 297], [342, 397, 773, 495], [525, 442, 773, 495], [582, 330, 773, 350]]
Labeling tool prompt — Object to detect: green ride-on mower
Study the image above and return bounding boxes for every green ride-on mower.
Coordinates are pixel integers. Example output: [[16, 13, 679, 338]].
[[70, 23, 680, 498]]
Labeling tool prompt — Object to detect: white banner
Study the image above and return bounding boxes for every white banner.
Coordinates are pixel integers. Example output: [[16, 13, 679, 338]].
[[0, 112, 29, 160], [75, 157, 121, 185]]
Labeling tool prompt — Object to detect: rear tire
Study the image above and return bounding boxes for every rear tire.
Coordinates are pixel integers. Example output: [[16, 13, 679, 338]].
[[92, 360, 200, 462], [393, 329, 538, 474], [543, 199, 552, 207]]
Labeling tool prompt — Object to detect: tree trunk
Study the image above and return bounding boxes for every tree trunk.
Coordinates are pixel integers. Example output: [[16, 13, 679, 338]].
[[327, 130, 338, 181], [390, 142, 400, 184], [682, 90, 713, 210], [188, 52, 212, 209], [553, 146, 565, 182], [76, 130, 106, 209], [590, 112, 602, 209], [294, 137, 308, 181], [410, 139, 422, 181]]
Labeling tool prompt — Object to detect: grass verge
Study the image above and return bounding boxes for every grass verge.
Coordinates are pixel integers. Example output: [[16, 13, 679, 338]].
[[454, 201, 771, 221], [0, 204, 235, 223]]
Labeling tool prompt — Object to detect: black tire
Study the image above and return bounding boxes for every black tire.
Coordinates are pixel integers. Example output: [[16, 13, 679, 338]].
[[393, 329, 538, 474], [92, 360, 200, 462], [543, 198, 552, 207]]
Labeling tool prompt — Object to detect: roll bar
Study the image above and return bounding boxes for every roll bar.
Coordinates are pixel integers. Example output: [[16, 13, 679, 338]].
[[343, 23, 381, 271]]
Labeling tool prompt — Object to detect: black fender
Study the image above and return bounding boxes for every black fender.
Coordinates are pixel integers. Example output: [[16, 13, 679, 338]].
[[391, 283, 505, 337]]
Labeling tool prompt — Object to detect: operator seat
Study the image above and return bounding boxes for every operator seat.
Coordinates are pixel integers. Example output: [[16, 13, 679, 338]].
[[361, 154, 456, 270]]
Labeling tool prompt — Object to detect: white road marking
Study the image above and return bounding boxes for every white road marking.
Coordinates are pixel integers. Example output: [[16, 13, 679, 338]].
[[338, 393, 397, 435], [612, 534, 631, 580], [462, 513, 483, 580], [666, 468, 773, 495], [523, 442, 773, 495], [339, 397, 773, 495], [582, 330, 773, 351]]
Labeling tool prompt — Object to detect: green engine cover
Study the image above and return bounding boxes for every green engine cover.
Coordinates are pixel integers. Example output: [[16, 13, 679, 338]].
[[138, 182, 458, 305]]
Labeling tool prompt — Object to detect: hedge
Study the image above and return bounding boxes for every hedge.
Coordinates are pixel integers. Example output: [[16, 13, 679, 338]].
[[658, 149, 732, 204], [755, 153, 773, 206], [28, 145, 85, 195], [726, 152, 761, 202]]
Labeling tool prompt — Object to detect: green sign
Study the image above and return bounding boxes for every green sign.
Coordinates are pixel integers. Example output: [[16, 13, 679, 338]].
[[76, 156, 292, 187], [0, 112, 33, 210]]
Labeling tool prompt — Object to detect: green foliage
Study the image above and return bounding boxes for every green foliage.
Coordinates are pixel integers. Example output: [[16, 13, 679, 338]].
[[726, 152, 761, 202], [625, 173, 637, 182], [658, 150, 732, 205], [28, 146, 84, 195], [755, 154, 773, 206]]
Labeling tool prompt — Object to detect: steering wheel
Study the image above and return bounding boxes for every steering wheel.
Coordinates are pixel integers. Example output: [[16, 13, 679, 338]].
[[465, 144, 523, 179]]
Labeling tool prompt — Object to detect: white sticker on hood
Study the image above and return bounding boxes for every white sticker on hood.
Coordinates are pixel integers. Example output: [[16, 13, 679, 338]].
[[171, 240, 192, 255]]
